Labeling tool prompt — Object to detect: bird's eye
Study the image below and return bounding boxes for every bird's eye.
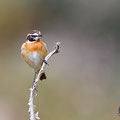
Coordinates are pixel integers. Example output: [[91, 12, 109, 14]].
[[29, 37, 35, 41], [27, 35, 36, 41], [31, 35, 37, 37]]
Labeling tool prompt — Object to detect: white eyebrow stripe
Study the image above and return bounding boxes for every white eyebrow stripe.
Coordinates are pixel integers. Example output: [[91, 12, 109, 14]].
[[28, 33, 38, 36]]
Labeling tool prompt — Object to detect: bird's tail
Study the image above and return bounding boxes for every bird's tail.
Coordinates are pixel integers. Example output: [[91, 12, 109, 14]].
[[40, 72, 47, 80]]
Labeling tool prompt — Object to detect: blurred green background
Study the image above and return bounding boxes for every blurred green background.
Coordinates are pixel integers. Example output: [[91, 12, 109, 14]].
[[0, 0, 120, 120]]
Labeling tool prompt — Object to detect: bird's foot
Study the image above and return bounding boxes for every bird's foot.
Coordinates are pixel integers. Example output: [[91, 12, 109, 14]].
[[43, 59, 49, 66]]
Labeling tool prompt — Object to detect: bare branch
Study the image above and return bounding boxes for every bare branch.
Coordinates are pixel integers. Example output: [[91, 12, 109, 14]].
[[28, 42, 60, 120]]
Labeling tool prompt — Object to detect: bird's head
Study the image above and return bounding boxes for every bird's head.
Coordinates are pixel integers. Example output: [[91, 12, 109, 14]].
[[26, 30, 42, 42]]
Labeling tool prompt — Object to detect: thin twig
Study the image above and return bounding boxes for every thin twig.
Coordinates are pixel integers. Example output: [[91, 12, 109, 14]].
[[28, 42, 60, 120]]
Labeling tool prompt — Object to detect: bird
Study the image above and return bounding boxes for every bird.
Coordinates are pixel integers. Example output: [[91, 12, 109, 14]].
[[21, 30, 47, 81]]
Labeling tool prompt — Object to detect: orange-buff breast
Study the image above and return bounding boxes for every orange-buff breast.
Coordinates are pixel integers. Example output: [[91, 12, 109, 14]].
[[21, 39, 47, 69], [22, 39, 47, 58]]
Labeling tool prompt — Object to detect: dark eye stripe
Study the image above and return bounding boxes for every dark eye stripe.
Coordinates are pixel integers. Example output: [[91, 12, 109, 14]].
[[29, 38, 36, 41], [31, 35, 37, 37]]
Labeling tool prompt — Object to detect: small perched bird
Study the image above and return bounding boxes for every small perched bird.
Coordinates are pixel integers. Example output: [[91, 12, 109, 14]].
[[21, 30, 47, 81]]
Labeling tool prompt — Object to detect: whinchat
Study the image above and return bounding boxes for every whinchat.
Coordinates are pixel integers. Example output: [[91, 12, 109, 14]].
[[21, 30, 47, 81]]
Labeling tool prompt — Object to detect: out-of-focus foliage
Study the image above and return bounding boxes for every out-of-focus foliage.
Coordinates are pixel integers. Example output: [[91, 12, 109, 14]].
[[0, 0, 120, 120]]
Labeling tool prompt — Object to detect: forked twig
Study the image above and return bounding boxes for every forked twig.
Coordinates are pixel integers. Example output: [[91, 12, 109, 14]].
[[28, 42, 60, 120]]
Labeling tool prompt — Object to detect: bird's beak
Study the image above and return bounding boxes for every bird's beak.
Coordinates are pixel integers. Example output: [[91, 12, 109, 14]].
[[38, 34, 43, 37]]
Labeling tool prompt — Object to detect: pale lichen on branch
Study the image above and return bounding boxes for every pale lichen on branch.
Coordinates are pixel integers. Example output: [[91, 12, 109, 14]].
[[28, 42, 60, 120]]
